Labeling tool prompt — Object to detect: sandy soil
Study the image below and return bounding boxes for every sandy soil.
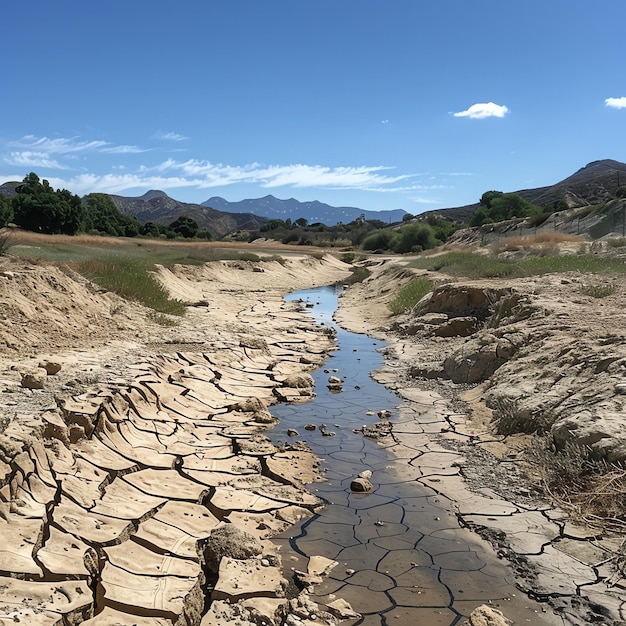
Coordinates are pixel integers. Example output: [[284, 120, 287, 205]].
[[2, 240, 626, 625]]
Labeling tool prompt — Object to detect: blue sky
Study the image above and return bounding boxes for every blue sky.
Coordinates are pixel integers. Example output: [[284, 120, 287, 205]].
[[1, 1, 625, 214]]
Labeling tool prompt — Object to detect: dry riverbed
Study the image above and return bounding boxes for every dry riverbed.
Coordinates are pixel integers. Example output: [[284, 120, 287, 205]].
[[1, 249, 626, 625], [336, 256, 626, 625]]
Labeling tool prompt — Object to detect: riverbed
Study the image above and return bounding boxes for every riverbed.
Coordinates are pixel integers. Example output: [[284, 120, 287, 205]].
[[270, 286, 556, 625]]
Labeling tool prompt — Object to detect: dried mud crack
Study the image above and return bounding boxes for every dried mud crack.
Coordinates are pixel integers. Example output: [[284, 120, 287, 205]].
[[0, 254, 361, 625], [3, 249, 626, 626]]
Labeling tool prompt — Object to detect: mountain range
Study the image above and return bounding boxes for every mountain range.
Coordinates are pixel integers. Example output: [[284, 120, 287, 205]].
[[201, 195, 407, 226], [2, 159, 625, 237], [107, 191, 266, 239]]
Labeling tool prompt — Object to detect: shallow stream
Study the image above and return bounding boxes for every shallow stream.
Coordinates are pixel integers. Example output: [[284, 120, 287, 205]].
[[270, 286, 555, 625]]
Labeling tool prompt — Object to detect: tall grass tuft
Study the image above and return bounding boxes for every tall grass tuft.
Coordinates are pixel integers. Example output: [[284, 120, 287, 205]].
[[389, 276, 433, 314], [78, 258, 186, 316], [579, 283, 616, 298]]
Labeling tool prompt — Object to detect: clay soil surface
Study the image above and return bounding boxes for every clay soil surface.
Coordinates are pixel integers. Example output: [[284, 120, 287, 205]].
[[2, 232, 626, 625]]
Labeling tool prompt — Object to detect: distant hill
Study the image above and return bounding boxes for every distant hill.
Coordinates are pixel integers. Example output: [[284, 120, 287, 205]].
[[108, 190, 267, 238], [422, 159, 626, 223], [201, 194, 407, 226]]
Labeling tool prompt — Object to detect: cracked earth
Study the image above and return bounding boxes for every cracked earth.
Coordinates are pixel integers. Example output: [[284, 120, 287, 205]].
[[1, 247, 626, 625]]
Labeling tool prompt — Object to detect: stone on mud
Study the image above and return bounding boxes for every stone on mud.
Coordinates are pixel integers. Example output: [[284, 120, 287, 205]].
[[21, 370, 45, 389], [203, 524, 264, 573], [464, 604, 512, 626], [350, 476, 374, 492]]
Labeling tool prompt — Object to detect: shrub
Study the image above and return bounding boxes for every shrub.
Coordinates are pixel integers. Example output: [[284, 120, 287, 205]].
[[524, 438, 626, 529], [409, 251, 626, 279], [394, 223, 437, 254], [342, 266, 371, 285], [388, 276, 433, 314], [362, 230, 397, 251]]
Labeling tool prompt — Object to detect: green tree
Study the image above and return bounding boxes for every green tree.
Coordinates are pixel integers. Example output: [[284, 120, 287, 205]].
[[168, 215, 199, 238], [84, 193, 141, 237], [12, 173, 85, 235], [0, 195, 13, 227], [393, 223, 437, 253], [470, 191, 540, 227], [362, 230, 397, 251], [261, 219, 287, 232]]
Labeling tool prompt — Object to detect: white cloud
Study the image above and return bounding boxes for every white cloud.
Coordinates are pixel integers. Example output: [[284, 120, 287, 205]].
[[4, 135, 149, 169], [605, 97, 626, 109], [148, 159, 413, 191], [41, 160, 416, 196], [453, 102, 509, 119], [11, 135, 109, 154], [157, 131, 188, 141], [100, 145, 149, 154], [2, 134, 419, 197], [6, 151, 64, 169], [409, 196, 440, 205]]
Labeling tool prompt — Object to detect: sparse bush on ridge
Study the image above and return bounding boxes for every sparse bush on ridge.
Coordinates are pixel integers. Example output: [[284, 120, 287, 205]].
[[579, 283, 616, 298]]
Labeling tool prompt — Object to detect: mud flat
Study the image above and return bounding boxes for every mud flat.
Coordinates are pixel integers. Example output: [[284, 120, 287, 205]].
[[270, 286, 557, 625], [2, 249, 626, 625], [335, 257, 626, 625], [0, 255, 364, 625]]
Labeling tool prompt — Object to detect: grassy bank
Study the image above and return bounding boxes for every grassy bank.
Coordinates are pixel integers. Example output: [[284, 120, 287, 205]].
[[409, 251, 626, 279]]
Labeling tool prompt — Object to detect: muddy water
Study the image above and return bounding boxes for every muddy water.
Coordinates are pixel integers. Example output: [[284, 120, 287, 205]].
[[270, 286, 555, 626]]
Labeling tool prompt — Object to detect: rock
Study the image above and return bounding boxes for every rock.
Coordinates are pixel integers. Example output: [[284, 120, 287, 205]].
[[413, 285, 513, 318], [203, 524, 263, 573], [615, 381, 626, 394], [39, 360, 62, 375], [358, 469, 373, 479], [433, 316, 479, 337], [443, 333, 521, 384], [326, 598, 361, 620], [307, 555, 337, 576], [241, 597, 287, 626], [551, 411, 626, 462], [304, 423, 316, 431], [377, 409, 391, 419], [283, 373, 314, 388], [464, 604, 512, 626], [231, 397, 274, 423], [21, 371, 45, 389], [350, 477, 373, 493], [293, 570, 324, 588], [327, 376, 343, 391], [212, 556, 287, 601], [287, 429, 300, 437]]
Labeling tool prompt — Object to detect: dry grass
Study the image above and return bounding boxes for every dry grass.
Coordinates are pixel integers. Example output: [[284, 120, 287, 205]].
[[491, 232, 585, 253], [525, 438, 626, 534]]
